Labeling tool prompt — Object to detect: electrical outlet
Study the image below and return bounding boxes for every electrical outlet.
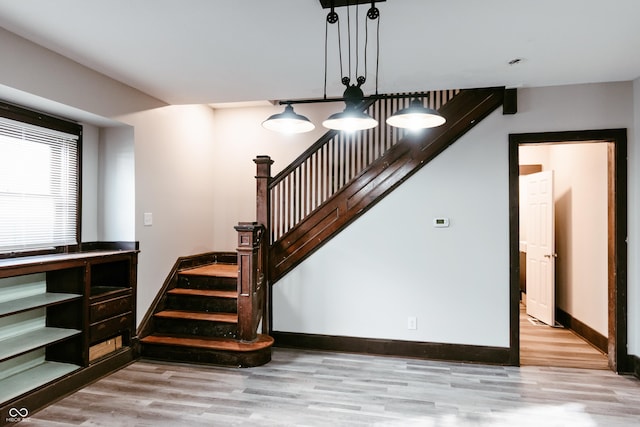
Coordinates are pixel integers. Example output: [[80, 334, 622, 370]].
[[143, 212, 153, 226], [407, 316, 417, 330]]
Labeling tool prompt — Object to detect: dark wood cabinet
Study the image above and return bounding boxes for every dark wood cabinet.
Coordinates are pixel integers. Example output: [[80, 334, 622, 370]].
[[0, 245, 138, 417]]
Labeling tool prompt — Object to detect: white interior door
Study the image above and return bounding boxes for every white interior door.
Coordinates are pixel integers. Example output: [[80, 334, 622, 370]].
[[524, 170, 556, 326]]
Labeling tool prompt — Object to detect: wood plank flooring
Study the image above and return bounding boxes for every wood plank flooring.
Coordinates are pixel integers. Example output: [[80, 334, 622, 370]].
[[24, 348, 640, 426], [520, 304, 609, 370]]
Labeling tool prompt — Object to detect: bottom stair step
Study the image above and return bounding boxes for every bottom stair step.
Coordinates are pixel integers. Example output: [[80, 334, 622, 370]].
[[141, 334, 273, 351], [140, 334, 273, 368]]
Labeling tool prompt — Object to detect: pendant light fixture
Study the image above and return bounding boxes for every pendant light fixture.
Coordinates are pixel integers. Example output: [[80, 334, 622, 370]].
[[386, 97, 446, 130], [263, 0, 446, 134], [262, 104, 315, 134]]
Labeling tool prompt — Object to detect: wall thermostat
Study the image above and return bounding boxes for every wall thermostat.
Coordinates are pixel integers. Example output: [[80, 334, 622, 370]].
[[433, 217, 450, 228]]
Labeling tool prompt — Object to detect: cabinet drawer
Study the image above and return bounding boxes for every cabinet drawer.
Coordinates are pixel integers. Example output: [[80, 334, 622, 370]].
[[90, 312, 132, 343], [90, 295, 132, 323]]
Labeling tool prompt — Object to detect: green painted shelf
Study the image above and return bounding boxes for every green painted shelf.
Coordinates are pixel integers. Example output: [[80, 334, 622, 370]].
[[0, 361, 80, 404], [0, 327, 82, 363], [0, 293, 81, 318]]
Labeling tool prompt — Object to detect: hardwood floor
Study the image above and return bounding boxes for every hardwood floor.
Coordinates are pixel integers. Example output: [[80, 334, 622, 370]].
[[520, 303, 609, 370], [23, 347, 640, 426]]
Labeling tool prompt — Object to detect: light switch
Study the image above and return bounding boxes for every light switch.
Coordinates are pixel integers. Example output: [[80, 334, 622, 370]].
[[143, 212, 153, 226]]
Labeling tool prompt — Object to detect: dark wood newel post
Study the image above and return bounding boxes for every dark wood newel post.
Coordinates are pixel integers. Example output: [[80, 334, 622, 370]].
[[255, 155, 273, 230], [235, 222, 262, 342], [254, 155, 273, 335]]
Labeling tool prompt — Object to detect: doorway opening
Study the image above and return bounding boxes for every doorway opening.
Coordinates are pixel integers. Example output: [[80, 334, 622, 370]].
[[509, 129, 629, 373]]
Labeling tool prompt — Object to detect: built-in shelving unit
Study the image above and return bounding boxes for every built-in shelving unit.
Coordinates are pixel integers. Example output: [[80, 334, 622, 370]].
[[0, 244, 138, 420]]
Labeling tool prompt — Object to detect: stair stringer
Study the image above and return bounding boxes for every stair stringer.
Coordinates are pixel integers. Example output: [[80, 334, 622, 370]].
[[269, 87, 505, 282]]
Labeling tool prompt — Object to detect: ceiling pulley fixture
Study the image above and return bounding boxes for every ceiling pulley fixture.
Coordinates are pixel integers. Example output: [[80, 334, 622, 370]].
[[262, 0, 445, 134], [320, 1, 379, 132], [322, 77, 378, 131]]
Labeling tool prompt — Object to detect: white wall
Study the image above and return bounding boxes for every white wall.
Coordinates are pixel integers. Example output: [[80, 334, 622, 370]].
[[81, 124, 99, 242], [98, 126, 135, 241], [0, 28, 165, 120], [274, 82, 635, 350], [113, 105, 219, 323], [275, 112, 511, 346], [520, 143, 608, 336], [552, 144, 608, 335]]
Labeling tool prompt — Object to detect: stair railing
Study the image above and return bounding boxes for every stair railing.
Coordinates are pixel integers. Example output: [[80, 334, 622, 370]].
[[252, 89, 461, 333], [266, 90, 459, 243]]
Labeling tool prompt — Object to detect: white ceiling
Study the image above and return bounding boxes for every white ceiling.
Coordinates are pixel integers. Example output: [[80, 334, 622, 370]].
[[1, 0, 640, 106]]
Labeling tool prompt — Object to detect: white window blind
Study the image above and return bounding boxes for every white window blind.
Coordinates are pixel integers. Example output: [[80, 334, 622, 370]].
[[0, 117, 79, 253]]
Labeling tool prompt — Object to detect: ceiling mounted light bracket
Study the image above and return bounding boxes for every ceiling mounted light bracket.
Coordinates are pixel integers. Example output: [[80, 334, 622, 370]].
[[326, 7, 338, 24], [341, 76, 366, 106], [319, 0, 386, 8], [263, 0, 446, 134], [366, 3, 379, 19]]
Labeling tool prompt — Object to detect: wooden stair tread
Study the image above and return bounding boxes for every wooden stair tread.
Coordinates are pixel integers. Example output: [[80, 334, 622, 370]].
[[167, 288, 236, 298], [155, 310, 237, 323], [179, 263, 237, 278], [141, 334, 274, 352]]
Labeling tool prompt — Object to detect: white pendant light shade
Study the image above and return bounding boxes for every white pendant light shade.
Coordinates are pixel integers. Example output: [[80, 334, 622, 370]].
[[386, 98, 446, 130], [262, 105, 315, 134], [322, 108, 378, 132]]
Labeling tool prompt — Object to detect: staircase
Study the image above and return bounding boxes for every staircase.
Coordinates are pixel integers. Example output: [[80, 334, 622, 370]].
[[139, 87, 508, 367], [140, 226, 273, 367]]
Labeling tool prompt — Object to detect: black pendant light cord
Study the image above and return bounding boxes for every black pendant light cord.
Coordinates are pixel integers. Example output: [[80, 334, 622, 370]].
[[375, 8, 380, 95], [324, 2, 343, 99], [346, 5, 351, 81], [323, 1, 380, 98], [324, 18, 328, 99], [355, 5, 359, 81], [366, 2, 380, 95]]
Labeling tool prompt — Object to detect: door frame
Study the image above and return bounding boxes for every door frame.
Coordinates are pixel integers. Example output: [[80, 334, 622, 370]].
[[508, 129, 629, 372]]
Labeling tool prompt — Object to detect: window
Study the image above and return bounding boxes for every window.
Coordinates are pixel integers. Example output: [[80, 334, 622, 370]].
[[0, 102, 82, 256]]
